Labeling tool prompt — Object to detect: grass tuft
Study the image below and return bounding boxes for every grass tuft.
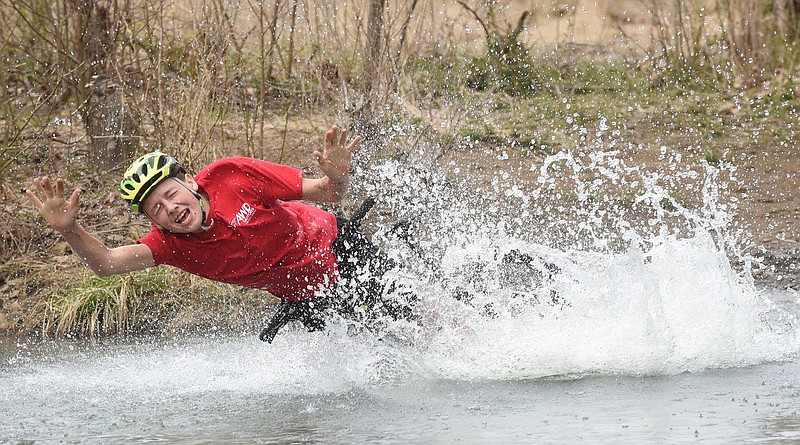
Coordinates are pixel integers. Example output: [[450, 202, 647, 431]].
[[40, 267, 271, 338]]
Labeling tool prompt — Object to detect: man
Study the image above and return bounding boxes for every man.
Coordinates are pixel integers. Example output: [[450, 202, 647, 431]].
[[26, 125, 412, 342]]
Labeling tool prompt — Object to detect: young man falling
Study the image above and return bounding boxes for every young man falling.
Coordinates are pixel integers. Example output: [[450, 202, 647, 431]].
[[26, 125, 413, 342]]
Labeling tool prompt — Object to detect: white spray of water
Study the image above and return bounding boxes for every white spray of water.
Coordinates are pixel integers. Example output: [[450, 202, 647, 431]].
[[3, 129, 798, 398], [347, 133, 800, 381], [416, 231, 791, 381]]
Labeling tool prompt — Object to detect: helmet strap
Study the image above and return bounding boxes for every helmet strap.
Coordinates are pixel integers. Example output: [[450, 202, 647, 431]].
[[198, 198, 213, 231]]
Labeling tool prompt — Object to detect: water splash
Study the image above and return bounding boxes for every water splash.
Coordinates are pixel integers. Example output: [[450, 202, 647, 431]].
[[3, 129, 797, 398], [346, 130, 800, 381]]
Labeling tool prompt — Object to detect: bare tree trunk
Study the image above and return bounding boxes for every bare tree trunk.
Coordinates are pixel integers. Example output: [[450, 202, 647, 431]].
[[268, 0, 281, 80], [65, 0, 140, 172], [363, 0, 386, 114], [258, 0, 267, 151], [84, 76, 141, 172], [67, 0, 116, 80], [287, 0, 298, 78], [390, 0, 420, 92], [790, 0, 800, 40]]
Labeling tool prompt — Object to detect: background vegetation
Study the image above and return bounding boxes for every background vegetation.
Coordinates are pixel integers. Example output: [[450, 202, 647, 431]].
[[1, 0, 799, 337]]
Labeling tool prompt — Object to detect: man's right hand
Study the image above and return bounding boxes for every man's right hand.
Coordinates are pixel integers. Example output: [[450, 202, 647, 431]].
[[24, 175, 156, 277], [26, 176, 82, 233]]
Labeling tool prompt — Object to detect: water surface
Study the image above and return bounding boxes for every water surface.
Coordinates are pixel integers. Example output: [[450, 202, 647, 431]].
[[1, 326, 799, 444], [4, 151, 800, 444]]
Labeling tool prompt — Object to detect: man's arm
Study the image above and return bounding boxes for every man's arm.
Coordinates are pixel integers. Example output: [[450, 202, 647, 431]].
[[59, 225, 155, 276], [302, 176, 348, 203], [303, 125, 361, 203], [26, 176, 155, 276]]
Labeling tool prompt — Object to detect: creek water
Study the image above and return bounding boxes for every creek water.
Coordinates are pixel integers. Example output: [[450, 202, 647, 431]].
[[0, 287, 799, 445], [3, 151, 800, 444]]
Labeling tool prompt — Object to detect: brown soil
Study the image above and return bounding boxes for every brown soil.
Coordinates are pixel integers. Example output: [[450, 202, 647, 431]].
[[2, 0, 799, 337], [2, 100, 799, 337]]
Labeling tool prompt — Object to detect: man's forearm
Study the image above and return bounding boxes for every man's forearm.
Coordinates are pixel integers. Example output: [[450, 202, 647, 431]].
[[301, 175, 349, 203], [58, 224, 117, 276]]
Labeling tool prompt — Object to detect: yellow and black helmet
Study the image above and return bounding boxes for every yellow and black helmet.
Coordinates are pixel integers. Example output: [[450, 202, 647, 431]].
[[119, 152, 185, 212]]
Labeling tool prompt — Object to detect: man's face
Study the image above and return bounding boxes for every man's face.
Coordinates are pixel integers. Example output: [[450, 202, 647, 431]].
[[141, 175, 204, 233]]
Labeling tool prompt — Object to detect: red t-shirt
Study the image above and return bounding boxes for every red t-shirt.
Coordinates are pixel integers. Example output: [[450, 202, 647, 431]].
[[138, 157, 339, 301]]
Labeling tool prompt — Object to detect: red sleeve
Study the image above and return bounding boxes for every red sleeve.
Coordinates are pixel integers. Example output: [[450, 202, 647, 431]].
[[137, 227, 171, 266]]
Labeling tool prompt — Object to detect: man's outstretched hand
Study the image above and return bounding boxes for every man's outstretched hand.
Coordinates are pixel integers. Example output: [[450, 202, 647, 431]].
[[26, 176, 82, 233], [313, 125, 361, 184]]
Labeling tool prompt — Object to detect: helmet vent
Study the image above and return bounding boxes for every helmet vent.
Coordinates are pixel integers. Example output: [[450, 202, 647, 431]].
[[119, 151, 185, 212]]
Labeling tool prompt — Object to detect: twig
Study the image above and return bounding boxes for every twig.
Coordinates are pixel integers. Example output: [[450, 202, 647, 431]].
[[456, 0, 492, 42], [278, 101, 291, 164]]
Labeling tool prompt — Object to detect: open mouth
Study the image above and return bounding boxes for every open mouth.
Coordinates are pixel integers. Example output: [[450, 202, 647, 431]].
[[176, 209, 190, 225]]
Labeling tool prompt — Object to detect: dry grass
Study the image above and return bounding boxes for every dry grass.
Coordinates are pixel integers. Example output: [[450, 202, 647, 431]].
[[38, 267, 272, 338], [2, 0, 800, 337], [3, 1, 797, 170], [42, 273, 141, 337]]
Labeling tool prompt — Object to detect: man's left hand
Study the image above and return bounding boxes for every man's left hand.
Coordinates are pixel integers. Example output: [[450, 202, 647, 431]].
[[313, 125, 361, 184]]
